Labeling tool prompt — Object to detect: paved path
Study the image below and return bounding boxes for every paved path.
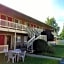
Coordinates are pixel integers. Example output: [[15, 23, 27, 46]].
[[26, 53, 62, 60]]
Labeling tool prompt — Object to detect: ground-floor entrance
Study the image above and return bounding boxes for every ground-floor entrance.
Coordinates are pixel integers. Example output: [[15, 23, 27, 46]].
[[0, 32, 28, 50], [0, 35, 5, 45]]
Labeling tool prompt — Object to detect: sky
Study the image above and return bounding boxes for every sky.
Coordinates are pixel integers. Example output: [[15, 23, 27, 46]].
[[0, 0, 64, 34]]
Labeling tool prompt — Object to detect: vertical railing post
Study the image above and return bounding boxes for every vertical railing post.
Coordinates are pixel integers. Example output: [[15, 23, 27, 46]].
[[22, 24, 24, 30], [14, 31, 16, 50]]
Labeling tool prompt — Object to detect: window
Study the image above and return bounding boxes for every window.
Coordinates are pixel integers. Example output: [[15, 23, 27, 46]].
[[7, 17, 12, 21], [15, 19, 21, 24], [31, 24, 33, 27], [1, 15, 6, 20], [25, 22, 29, 26], [16, 36, 21, 43], [24, 36, 27, 43], [15, 19, 18, 23], [37, 26, 39, 28], [34, 24, 36, 27]]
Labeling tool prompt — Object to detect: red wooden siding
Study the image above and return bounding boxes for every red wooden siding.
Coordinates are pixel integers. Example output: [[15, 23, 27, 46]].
[[0, 13, 1, 19], [22, 21, 25, 24], [0, 35, 5, 45]]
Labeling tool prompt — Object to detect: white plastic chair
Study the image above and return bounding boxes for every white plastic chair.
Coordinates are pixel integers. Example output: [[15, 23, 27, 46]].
[[19, 51, 26, 62], [4, 48, 8, 56], [7, 51, 16, 63]]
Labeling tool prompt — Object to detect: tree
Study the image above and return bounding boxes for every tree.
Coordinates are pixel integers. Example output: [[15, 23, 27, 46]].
[[59, 24, 64, 39], [45, 17, 60, 34]]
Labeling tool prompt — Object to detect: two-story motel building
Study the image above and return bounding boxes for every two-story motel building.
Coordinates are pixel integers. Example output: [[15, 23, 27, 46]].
[[0, 4, 54, 51]]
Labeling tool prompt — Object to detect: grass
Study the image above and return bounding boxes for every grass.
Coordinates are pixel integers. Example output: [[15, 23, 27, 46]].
[[0, 45, 63, 64], [0, 53, 59, 64], [53, 45, 64, 58], [41, 45, 64, 58]]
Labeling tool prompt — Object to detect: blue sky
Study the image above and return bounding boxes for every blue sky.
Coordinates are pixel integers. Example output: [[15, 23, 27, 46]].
[[52, 0, 64, 33], [53, 0, 64, 10], [53, 0, 64, 21], [0, 0, 64, 34]]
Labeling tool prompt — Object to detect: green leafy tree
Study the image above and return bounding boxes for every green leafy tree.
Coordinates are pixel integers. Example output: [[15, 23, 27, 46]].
[[45, 17, 60, 34], [60, 24, 64, 39]]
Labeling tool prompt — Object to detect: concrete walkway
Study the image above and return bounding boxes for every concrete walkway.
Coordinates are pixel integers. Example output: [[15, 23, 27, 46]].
[[26, 53, 62, 61]]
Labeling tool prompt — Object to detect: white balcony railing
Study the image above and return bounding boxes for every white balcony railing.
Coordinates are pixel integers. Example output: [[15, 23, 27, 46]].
[[0, 19, 43, 33], [0, 19, 8, 27], [0, 19, 26, 30]]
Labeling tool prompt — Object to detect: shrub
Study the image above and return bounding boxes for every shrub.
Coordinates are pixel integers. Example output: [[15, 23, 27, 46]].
[[33, 39, 48, 54], [47, 46, 55, 54]]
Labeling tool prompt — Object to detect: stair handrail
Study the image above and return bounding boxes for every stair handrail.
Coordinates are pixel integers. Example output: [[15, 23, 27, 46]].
[[35, 35, 47, 41], [25, 26, 33, 38], [34, 28, 41, 36], [27, 35, 35, 44], [27, 35, 35, 49]]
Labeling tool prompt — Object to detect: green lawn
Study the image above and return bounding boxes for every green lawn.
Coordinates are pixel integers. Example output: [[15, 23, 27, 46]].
[[0, 54, 59, 64], [1, 45, 64, 64], [53, 45, 64, 58], [42, 45, 64, 58]]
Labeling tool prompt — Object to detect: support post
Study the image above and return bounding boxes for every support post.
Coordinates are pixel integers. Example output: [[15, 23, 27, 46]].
[[14, 32, 16, 50]]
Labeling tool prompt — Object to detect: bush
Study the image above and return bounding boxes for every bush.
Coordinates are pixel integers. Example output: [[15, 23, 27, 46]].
[[33, 39, 48, 54], [47, 46, 55, 53]]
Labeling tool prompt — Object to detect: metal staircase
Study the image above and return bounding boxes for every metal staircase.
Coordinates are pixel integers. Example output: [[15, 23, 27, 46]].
[[25, 26, 35, 53], [24, 26, 44, 53], [32, 28, 41, 37]]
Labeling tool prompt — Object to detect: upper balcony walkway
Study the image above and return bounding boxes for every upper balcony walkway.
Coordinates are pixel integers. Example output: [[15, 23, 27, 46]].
[[0, 19, 27, 34], [0, 19, 43, 34]]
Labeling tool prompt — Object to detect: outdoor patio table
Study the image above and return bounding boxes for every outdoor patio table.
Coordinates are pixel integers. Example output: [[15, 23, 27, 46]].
[[14, 49, 22, 62], [8, 49, 21, 62]]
